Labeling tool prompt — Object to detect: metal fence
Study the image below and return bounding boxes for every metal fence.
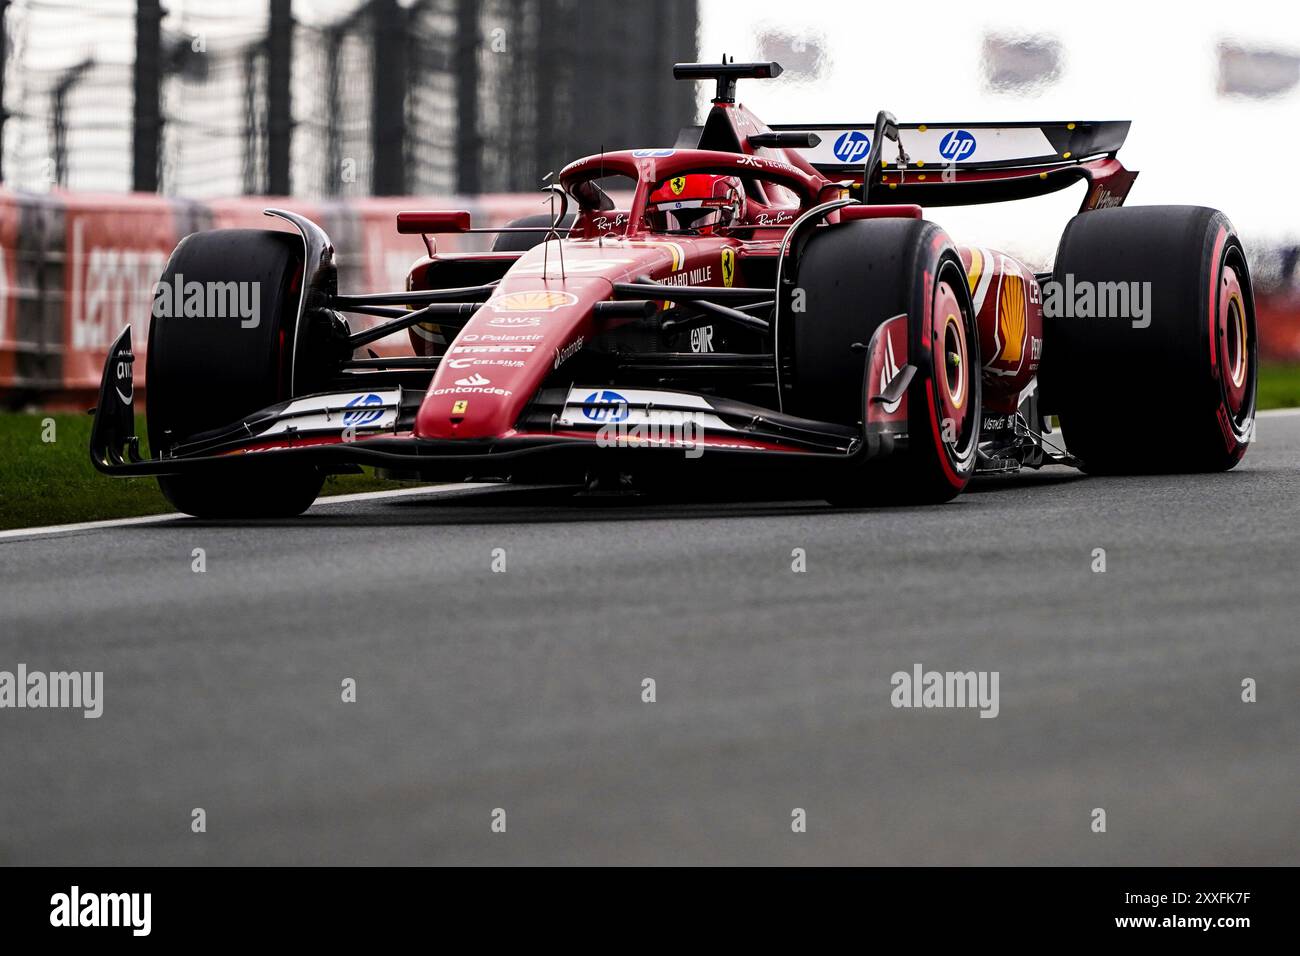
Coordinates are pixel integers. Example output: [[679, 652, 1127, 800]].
[[0, 0, 698, 198]]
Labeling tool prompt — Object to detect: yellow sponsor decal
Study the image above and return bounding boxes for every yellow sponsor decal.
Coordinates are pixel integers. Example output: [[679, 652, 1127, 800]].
[[996, 274, 1026, 364], [670, 176, 687, 196], [966, 248, 983, 295], [491, 290, 577, 312], [721, 248, 736, 288], [451, 400, 468, 415]]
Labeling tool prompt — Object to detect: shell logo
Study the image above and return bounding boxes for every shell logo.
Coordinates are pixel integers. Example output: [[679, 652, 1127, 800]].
[[490, 290, 577, 312], [996, 274, 1026, 365]]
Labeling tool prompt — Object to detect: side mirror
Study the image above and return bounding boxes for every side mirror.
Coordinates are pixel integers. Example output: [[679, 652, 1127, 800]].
[[396, 210, 471, 234]]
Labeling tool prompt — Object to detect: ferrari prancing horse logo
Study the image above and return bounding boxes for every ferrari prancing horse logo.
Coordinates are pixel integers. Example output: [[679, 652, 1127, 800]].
[[669, 176, 687, 196], [720, 248, 736, 287]]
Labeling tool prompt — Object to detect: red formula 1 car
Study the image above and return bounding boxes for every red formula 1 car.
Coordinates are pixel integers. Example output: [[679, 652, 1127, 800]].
[[91, 60, 1256, 517]]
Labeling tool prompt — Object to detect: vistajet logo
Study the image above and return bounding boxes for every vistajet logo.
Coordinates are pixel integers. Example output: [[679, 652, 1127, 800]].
[[0, 664, 103, 718], [50, 886, 151, 936]]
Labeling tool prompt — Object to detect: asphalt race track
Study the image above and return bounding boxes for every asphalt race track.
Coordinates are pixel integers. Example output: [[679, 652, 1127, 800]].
[[2, 415, 1298, 866]]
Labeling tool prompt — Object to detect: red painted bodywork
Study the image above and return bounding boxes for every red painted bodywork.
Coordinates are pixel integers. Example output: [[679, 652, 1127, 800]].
[[957, 245, 1045, 414], [398, 99, 1115, 442]]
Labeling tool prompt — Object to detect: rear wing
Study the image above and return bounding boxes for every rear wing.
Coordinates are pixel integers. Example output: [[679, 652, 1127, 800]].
[[669, 63, 1137, 213], [770, 120, 1137, 211]]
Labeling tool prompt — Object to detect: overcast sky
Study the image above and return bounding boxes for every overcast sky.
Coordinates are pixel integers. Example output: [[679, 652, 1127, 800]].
[[7, 0, 1297, 258], [700, 0, 1300, 257]]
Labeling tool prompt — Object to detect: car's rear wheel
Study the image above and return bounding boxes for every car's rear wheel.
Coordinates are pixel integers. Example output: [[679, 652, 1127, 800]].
[[789, 218, 981, 505], [147, 229, 325, 518], [1042, 206, 1256, 473]]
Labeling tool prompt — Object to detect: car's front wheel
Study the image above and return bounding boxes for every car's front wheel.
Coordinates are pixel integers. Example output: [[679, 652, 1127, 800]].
[[147, 229, 325, 518]]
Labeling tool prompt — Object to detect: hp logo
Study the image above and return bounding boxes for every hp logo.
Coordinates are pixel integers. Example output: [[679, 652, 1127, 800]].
[[342, 393, 385, 427], [832, 130, 871, 164], [582, 389, 629, 423], [938, 129, 977, 162]]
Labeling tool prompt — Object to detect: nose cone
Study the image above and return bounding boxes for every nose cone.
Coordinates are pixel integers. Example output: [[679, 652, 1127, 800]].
[[414, 280, 606, 440]]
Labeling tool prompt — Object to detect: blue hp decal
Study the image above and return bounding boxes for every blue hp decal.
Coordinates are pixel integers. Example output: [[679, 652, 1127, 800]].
[[582, 390, 629, 422], [832, 131, 871, 164], [938, 129, 977, 162], [343, 393, 385, 427], [632, 148, 675, 158]]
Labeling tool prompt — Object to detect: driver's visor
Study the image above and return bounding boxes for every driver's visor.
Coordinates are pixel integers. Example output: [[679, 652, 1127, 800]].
[[647, 198, 729, 232]]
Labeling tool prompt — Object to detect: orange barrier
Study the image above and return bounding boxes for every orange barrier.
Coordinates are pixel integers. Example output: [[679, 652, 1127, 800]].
[[0, 189, 545, 408]]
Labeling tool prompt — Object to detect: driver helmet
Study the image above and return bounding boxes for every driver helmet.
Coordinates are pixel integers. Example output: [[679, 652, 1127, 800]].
[[647, 174, 744, 234]]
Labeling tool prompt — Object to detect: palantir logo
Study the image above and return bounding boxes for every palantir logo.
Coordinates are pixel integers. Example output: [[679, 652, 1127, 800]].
[[938, 129, 977, 162], [832, 130, 871, 163], [342, 393, 384, 427], [582, 389, 629, 423]]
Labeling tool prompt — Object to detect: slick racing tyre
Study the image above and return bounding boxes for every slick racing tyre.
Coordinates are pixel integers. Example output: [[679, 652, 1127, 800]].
[[146, 229, 324, 518], [490, 213, 577, 252], [790, 218, 981, 505], [1043, 206, 1256, 473]]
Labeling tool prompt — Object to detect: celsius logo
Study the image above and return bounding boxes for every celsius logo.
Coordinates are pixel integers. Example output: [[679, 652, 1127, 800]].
[[832, 130, 871, 164], [582, 389, 629, 422], [342, 393, 384, 427], [939, 129, 976, 162]]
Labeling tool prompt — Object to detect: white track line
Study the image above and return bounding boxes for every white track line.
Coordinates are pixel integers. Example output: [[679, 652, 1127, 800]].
[[9, 410, 1299, 540], [305, 482, 497, 506], [0, 482, 496, 542]]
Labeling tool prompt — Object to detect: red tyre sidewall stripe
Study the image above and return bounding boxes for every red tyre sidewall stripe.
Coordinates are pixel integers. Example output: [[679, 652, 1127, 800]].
[[921, 234, 965, 491], [1207, 225, 1226, 370], [1206, 225, 1250, 457]]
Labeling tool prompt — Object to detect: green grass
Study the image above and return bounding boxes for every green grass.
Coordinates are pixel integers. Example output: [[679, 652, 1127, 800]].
[[0, 412, 411, 531], [1256, 363, 1300, 413], [5, 368, 1299, 530]]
